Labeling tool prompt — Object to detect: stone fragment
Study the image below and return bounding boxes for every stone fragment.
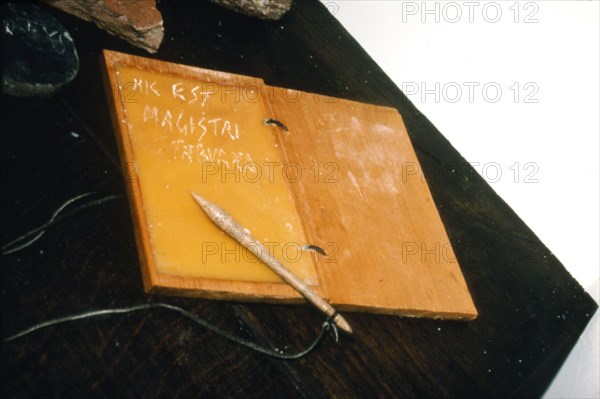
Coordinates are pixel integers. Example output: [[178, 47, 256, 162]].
[[45, 0, 163, 53], [210, 0, 293, 20], [1, 2, 79, 97]]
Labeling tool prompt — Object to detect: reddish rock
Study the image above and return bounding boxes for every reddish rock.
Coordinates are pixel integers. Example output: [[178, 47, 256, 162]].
[[210, 0, 293, 20], [45, 0, 164, 53]]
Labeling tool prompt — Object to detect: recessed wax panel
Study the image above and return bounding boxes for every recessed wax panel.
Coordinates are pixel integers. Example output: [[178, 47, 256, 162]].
[[113, 65, 318, 285]]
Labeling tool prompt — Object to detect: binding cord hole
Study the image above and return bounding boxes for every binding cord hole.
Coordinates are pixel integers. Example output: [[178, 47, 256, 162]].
[[264, 118, 289, 132]]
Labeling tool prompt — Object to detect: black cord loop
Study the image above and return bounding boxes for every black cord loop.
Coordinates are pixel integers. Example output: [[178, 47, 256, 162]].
[[2, 303, 338, 360]]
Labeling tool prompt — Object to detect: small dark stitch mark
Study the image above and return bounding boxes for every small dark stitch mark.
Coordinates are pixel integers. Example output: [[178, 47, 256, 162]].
[[264, 118, 289, 132], [302, 245, 327, 256]]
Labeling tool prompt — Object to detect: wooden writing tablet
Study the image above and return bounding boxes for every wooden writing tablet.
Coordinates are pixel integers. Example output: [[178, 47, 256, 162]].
[[102, 50, 477, 319]]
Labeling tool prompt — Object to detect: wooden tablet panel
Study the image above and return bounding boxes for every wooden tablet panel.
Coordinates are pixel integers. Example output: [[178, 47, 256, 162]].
[[102, 50, 322, 302], [270, 89, 477, 318], [102, 50, 476, 318]]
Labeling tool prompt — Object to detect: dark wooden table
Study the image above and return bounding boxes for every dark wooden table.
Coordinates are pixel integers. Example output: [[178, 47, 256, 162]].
[[2, 1, 597, 397]]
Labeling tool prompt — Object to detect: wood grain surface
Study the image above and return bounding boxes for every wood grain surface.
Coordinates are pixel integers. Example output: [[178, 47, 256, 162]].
[[270, 88, 477, 318], [1, 1, 596, 397]]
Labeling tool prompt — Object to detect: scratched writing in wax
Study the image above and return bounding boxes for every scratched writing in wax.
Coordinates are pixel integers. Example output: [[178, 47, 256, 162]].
[[119, 74, 257, 174]]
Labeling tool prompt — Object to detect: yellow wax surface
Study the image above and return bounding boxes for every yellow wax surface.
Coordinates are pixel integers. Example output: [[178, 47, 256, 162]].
[[116, 66, 318, 285]]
